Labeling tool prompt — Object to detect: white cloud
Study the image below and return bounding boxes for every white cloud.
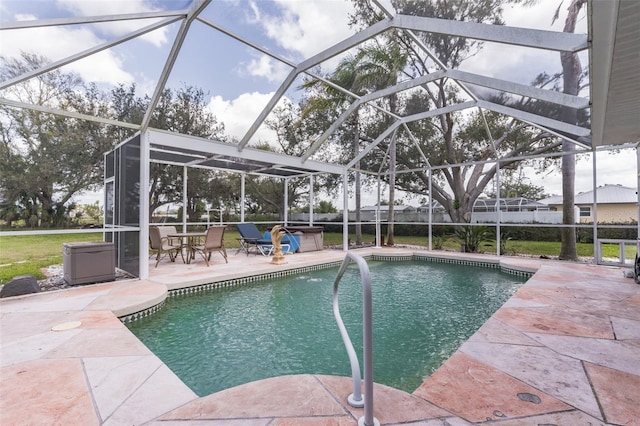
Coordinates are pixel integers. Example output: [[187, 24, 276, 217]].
[[502, 2, 588, 33], [460, 3, 588, 84], [251, 0, 356, 60], [207, 92, 279, 143], [55, 0, 169, 47], [2, 14, 134, 86], [241, 54, 292, 84], [523, 149, 637, 197]]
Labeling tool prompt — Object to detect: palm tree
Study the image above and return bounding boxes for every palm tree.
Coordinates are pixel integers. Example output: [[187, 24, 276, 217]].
[[351, 41, 408, 246], [302, 41, 408, 246], [301, 55, 365, 244]]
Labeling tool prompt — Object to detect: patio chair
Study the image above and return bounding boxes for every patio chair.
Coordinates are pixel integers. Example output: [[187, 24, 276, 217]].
[[235, 223, 297, 256], [193, 225, 228, 266], [149, 226, 181, 267], [235, 223, 273, 255]]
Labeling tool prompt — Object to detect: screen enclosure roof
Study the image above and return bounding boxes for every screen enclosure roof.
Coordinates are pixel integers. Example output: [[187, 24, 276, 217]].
[[147, 130, 346, 178], [1, 0, 639, 178]]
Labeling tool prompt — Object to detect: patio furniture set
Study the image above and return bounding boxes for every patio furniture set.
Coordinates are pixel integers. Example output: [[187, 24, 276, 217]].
[[149, 223, 324, 267], [149, 225, 228, 267]]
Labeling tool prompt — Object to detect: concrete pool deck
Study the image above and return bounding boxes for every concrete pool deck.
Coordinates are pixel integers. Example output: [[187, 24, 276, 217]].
[[1, 247, 639, 425]]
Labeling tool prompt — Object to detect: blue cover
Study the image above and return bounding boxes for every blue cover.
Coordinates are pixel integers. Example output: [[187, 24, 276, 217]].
[[263, 231, 300, 253]]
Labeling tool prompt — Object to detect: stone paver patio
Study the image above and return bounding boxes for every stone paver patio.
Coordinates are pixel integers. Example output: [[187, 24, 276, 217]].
[[1, 248, 639, 425]]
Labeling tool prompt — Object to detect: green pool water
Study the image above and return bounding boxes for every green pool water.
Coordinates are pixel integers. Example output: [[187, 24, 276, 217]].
[[126, 260, 526, 396]]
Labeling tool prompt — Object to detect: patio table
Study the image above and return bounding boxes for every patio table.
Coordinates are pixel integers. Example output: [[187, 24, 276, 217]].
[[169, 232, 206, 264]]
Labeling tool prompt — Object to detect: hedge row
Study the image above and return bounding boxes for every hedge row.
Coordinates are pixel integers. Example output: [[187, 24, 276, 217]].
[[320, 219, 636, 243]]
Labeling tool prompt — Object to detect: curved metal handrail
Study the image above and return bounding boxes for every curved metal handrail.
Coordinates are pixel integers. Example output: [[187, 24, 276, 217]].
[[333, 252, 379, 426]]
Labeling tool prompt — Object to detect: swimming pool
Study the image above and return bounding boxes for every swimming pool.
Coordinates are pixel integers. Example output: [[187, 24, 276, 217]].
[[127, 259, 526, 396]]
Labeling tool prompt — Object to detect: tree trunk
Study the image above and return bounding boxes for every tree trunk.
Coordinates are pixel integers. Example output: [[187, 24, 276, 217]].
[[559, 140, 577, 260], [558, 0, 585, 261]]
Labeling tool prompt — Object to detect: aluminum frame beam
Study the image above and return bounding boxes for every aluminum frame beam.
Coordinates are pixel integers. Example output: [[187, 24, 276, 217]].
[[447, 69, 589, 109], [477, 100, 591, 138], [140, 0, 211, 132], [148, 130, 346, 176], [0, 10, 186, 30], [302, 68, 588, 162], [236, 18, 394, 150], [0, 16, 181, 90], [0, 97, 140, 130], [247, 12, 588, 154], [394, 14, 588, 52], [346, 101, 476, 169]]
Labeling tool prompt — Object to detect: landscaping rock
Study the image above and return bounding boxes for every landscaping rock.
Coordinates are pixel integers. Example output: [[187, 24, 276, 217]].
[[0, 275, 41, 298]]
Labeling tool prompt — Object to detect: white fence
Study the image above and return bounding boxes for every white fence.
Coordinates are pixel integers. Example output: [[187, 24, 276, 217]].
[[292, 207, 579, 225], [471, 210, 566, 224]]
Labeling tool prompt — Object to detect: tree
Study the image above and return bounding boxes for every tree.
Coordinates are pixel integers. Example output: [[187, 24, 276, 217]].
[[263, 101, 343, 218], [107, 83, 228, 220], [235, 140, 311, 219], [317, 200, 338, 213], [82, 201, 104, 225], [350, 42, 408, 246], [0, 53, 113, 227], [556, 0, 586, 261], [301, 56, 366, 244], [348, 0, 565, 231], [486, 168, 547, 200]]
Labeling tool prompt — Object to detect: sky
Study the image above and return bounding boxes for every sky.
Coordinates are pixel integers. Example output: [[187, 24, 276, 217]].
[[0, 0, 637, 207]]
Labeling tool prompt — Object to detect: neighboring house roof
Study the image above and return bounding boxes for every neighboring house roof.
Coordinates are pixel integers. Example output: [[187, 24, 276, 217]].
[[538, 195, 563, 205], [575, 184, 637, 204], [539, 184, 638, 206], [417, 202, 446, 213]]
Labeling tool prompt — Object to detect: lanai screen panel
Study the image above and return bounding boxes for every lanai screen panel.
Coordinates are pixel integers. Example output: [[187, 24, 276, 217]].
[[104, 135, 141, 277]]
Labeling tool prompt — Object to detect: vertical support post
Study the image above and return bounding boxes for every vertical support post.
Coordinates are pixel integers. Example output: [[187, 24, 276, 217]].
[[309, 174, 314, 226], [619, 242, 624, 264], [240, 173, 246, 223], [496, 161, 501, 256], [182, 166, 188, 233], [139, 131, 150, 280], [284, 178, 289, 226], [428, 167, 432, 250], [636, 145, 640, 256], [592, 149, 599, 263], [375, 175, 381, 247], [343, 172, 349, 251]]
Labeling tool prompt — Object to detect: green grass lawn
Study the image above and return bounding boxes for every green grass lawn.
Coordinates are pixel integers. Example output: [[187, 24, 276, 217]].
[[0, 233, 103, 283], [1, 231, 634, 284]]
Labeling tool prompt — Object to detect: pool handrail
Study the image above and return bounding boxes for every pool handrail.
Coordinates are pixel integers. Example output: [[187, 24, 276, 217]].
[[332, 252, 379, 426]]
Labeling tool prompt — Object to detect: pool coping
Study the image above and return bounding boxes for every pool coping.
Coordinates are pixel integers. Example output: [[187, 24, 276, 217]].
[[120, 250, 535, 323], [1, 247, 638, 425]]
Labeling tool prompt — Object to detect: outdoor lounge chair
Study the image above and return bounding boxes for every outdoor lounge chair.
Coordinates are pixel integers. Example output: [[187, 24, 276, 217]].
[[193, 225, 228, 266], [235, 223, 298, 256], [149, 226, 181, 267], [235, 223, 273, 255]]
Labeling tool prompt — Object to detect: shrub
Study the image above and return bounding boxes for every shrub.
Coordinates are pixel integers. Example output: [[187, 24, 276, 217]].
[[432, 235, 445, 250], [455, 224, 493, 253]]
